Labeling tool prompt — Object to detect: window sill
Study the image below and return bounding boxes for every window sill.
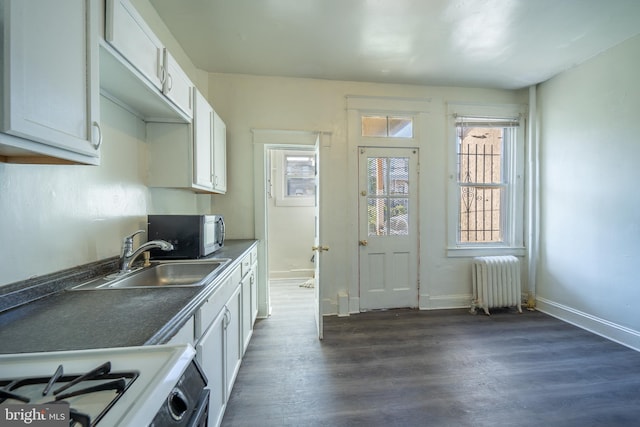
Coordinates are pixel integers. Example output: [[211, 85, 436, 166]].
[[446, 246, 526, 258]]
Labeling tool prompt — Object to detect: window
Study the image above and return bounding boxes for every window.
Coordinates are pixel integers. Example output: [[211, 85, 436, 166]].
[[366, 156, 410, 236], [274, 150, 316, 206], [362, 115, 413, 138], [284, 154, 315, 197], [447, 105, 525, 256]]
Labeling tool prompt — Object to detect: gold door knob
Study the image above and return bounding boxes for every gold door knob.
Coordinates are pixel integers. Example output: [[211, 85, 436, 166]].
[[359, 240, 368, 246], [312, 245, 329, 252]]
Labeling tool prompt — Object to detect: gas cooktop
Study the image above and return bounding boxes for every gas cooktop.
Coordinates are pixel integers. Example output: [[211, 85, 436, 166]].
[[0, 345, 198, 426]]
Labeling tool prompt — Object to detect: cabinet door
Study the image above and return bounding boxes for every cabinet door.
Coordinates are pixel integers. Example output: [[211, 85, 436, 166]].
[[251, 264, 259, 324], [212, 111, 227, 193], [225, 285, 242, 398], [163, 50, 194, 118], [241, 272, 252, 354], [106, 0, 164, 90], [193, 90, 214, 190], [0, 0, 100, 160], [196, 309, 226, 427]]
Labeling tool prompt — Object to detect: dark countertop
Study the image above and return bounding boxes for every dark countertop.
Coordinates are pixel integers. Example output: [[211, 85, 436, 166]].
[[0, 239, 257, 354]]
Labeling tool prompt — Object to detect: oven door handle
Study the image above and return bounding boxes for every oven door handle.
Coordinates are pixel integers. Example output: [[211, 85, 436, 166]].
[[187, 388, 210, 427]]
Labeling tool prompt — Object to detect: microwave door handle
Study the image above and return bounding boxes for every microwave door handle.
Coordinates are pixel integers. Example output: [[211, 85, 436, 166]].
[[219, 218, 225, 245]]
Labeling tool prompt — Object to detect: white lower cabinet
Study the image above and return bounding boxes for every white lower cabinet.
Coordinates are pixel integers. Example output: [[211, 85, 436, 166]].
[[241, 269, 252, 354], [196, 306, 226, 427], [224, 285, 242, 398], [194, 258, 252, 427], [251, 263, 259, 324], [250, 246, 259, 324]]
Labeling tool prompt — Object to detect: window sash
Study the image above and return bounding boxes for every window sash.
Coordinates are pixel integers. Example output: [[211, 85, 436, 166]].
[[454, 123, 514, 246]]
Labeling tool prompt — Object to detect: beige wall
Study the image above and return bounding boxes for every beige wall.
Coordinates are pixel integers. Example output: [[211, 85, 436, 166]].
[[206, 72, 527, 312], [536, 33, 640, 349]]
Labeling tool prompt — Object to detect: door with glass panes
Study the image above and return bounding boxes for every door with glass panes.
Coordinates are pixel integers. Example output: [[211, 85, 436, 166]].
[[358, 147, 419, 310]]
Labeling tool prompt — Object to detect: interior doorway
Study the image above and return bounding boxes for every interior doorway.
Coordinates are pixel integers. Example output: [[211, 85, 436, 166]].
[[266, 148, 316, 281], [252, 129, 325, 339]]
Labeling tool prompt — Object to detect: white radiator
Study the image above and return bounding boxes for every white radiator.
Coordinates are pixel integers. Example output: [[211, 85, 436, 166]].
[[471, 256, 522, 315]]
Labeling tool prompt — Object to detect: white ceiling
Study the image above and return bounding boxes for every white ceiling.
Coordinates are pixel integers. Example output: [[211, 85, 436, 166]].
[[148, 0, 640, 90]]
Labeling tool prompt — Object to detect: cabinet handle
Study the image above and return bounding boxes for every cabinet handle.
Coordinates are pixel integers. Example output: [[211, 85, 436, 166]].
[[167, 72, 173, 92], [160, 65, 167, 85], [223, 307, 230, 328], [92, 121, 102, 150]]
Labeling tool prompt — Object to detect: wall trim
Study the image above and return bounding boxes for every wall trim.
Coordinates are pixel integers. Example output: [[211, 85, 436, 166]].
[[419, 293, 472, 310], [537, 297, 640, 352]]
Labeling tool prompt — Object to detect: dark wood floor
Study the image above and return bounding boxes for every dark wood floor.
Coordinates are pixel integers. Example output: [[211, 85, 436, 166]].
[[221, 280, 640, 426]]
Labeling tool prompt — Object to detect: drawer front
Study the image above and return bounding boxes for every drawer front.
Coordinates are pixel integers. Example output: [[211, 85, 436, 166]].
[[240, 254, 251, 278], [195, 266, 241, 338], [250, 246, 258, 265]]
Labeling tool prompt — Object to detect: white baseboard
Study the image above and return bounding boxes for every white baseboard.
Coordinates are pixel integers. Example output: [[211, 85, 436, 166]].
[[419, 293, 472, 310], [348, 296, 360, 314], [537, 297, 640, 352]]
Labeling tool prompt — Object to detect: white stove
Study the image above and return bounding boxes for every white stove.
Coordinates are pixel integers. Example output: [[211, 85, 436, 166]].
[[0, 344, 208, 426]]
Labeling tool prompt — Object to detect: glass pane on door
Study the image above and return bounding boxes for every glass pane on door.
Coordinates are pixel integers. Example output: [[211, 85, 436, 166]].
[[368, 198, 387, 236], [366, 156, 410, 237]]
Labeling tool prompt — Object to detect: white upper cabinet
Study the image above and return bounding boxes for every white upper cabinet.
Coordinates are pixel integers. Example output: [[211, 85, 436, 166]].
[[105, 0, 164, 90], [147, 89, 227, 194], [163, 50, 194, 118], [193, 90, 215, 191], [0, 0, 101, 164], [212, 111, 227, 193], [102, 0, 191, 122]]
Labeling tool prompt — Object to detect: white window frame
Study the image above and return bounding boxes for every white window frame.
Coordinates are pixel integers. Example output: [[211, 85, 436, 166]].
[[446, 103, 526, 257], [361, 114, 414, 138]]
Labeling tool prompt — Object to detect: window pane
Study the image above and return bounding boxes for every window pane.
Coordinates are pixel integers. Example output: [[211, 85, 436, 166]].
[[368, 198, 387, 236], [367, 156, 411, 236], [459, 186, 503, 243], [285, 154, 315, 198], [388, 117, 413, 138], [389, 157, 409, 195], [367, 157, 387, 195], [362, 116, 387, 137], [457, 127, 503, 184], [390, 198, 408, 235], [287, 177, 315, 197], [362, 115, 413, 138]]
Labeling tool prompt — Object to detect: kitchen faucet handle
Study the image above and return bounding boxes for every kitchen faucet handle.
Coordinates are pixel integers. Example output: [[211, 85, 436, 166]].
[[124, 229, 145, 243]]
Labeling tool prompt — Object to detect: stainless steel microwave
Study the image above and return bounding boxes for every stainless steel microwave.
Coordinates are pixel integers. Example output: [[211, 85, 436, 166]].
[[147, 214, 225, 259]]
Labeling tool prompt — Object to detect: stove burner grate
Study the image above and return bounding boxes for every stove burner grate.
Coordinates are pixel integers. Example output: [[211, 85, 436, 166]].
[[0, 361, 138, 427]]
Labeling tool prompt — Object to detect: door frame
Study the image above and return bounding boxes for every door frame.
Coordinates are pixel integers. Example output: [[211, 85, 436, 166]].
[[252, 129, 328, 339], [357, 146, 420, 310], [346, 96, 431, 312]]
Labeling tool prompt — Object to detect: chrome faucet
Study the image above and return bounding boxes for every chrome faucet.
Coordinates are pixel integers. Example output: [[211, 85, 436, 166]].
[[119, 230, 174, 273]]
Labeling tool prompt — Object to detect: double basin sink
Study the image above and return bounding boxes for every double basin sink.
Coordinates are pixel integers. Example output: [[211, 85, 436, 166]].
[[73, 258, 231, 290]]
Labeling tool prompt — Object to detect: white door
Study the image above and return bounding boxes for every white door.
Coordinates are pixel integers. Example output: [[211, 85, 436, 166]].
[[313, 139, 324, 339], [358, 147, 419, 310]]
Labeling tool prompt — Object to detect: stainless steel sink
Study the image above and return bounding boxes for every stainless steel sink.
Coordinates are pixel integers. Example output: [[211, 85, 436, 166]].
[[72, 259, 231, 290]]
